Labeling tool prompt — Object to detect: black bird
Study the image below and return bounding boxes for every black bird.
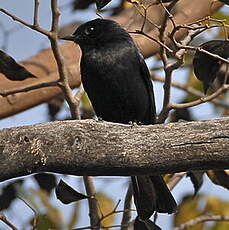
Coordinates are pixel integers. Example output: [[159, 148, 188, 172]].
[[193, 40, 229, 94], [62, 18, 177, 219]]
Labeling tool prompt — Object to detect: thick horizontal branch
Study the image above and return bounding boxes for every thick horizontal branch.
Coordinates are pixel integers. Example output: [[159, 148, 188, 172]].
[[0, 118, 229, 182]]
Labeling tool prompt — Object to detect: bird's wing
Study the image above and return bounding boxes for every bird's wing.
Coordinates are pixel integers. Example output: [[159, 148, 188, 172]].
[[138, 52, 157, 124]]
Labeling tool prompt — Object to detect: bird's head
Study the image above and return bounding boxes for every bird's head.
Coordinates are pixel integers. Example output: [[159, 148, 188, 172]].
[[61, 18, 131, 48]]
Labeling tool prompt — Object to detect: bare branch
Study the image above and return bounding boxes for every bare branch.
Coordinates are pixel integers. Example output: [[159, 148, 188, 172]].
[[167, 172, 186, 190], [0, 8, 50, 36], [158, 25, 198, 123], [83, 176, 100, 230], [0, 118, 229, 182], [170, 84, 229, 109], [158, 2, 174, 121], [33, 0, 40, 27], [0, 214, 18, 230], [150, 73, 229, 109], [179, 45, 229, 65], [99, 200, 121, 222], [120, 183, 133, 230], [49, 0, 78, 119], [0, 80, 59, 97], [17, 196, 38, 230], [174, 215, 229, 230], [73, 224, 127, 230], [51, 0, 60, 32], [74, 84, 85, 120], [131, 30, 173, 53]]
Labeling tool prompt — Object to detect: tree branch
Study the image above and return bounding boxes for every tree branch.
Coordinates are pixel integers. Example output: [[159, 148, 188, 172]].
[[0, 8, 50, 36], [83, 176, 100, 230], [167, 172, 186, 190], [174, 215, 229, 230], [151, 73, 229, 109], [0, 214, 18, 230], [170, 84, 229, 109], [49, 0, 79, 119], [120, 183, 133, 230], [33, 0, 40, 27], [0, 118, 228, 182], [0, 79, 60, 96]]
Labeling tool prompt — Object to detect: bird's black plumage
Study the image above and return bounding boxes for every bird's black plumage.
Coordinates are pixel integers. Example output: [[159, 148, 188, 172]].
[[62, 18, 177, 219], [193, 40, 229, 94]]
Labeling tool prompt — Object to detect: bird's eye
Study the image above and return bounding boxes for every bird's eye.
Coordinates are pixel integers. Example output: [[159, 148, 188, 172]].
[[84, 26, 95, 36]]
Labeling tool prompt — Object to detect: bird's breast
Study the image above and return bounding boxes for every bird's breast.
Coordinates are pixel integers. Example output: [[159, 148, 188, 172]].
[[80, 47, 153, 124]]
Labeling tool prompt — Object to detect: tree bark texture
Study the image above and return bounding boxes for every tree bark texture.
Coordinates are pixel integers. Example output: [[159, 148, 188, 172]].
[[0, 118, 228, 182]]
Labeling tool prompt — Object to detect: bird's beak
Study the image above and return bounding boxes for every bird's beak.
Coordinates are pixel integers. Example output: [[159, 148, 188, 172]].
[[61, 35, 75, 41]]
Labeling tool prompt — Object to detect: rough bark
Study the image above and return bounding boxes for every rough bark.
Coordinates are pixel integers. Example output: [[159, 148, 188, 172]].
[[0, 118, 228, 182], [0, 0, 223, 118]]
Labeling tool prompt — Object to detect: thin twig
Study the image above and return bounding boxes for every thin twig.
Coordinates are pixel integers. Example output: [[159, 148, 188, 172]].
[[167, 172, 186, 190], [99, 200, 121, 221], [150, 73, 229, 109], [173, 215, 229, 230], [50, 0, 59, 32], [169, 20, 220, 50], [74, 84, 85, 120], [72, 225, 92, 230], [131, 2, 160, 30], [73, 224, 128, 230], [83, 176, 100, 230], [0, 214, 18, 230], [157, 1, 180, 124], [49, 0, 78, 119], [120, 182, 133, 230], [157, 1, 180, 123], [0, 8, 50, 36], [0, 80, 60, 97], [17, 196, 38, 230], [130, 30, 173, 53], [140, 5, 147, 32], [179, 45, 229, 65], [170, 84, 229, 109], [158, 27, 203, 123], [33, 0, 40, 27]]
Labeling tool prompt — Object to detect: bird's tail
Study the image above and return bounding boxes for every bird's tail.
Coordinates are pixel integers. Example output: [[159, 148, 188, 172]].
[[131, 175, 177, 220], [150, 175, 177, 214]]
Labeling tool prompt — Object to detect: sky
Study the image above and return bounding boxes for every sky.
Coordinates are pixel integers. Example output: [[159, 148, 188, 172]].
[[0, 1, 228, 230]]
